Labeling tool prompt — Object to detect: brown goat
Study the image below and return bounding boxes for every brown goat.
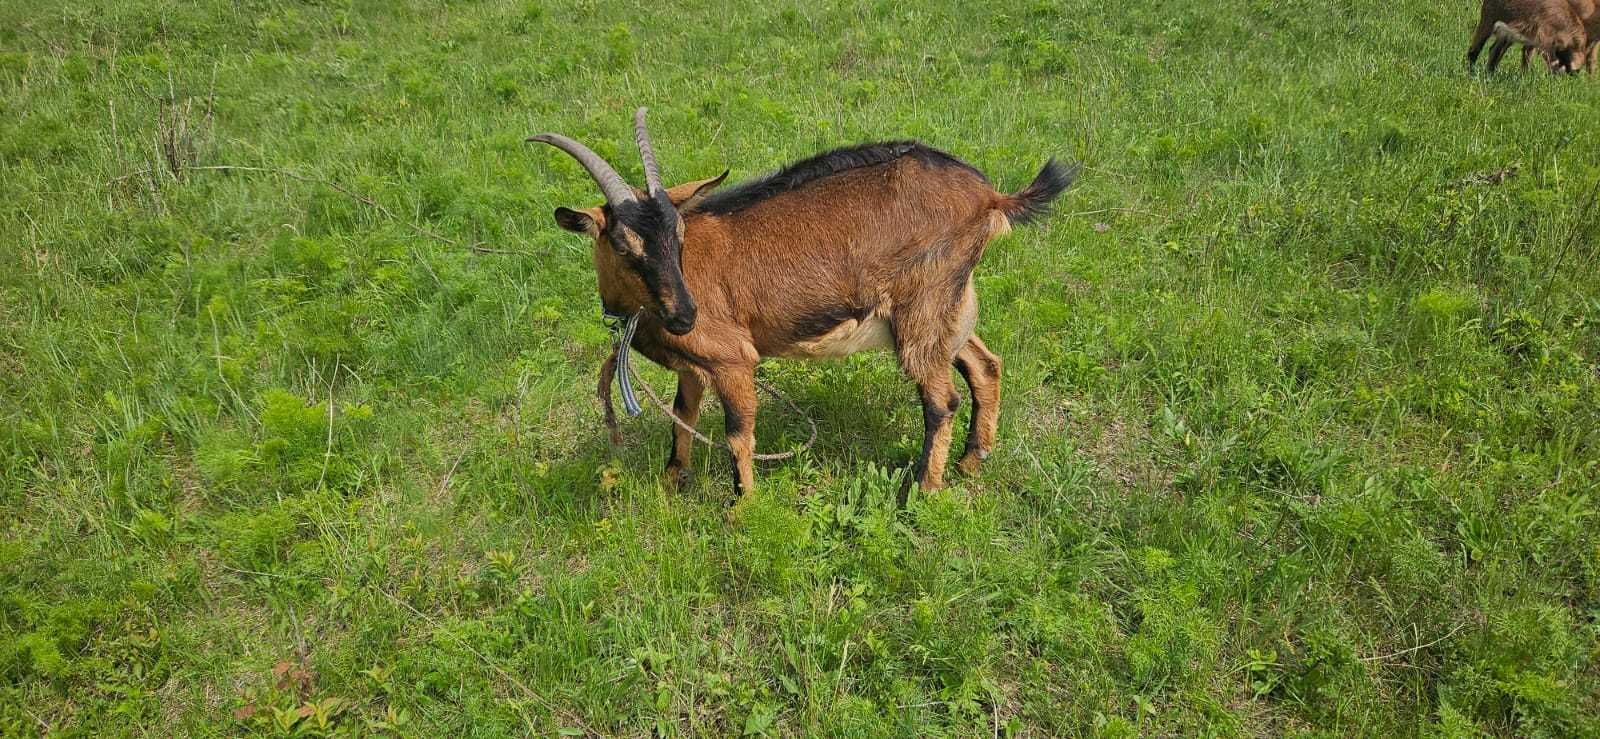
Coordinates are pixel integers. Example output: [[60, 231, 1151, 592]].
[[1469, 0, 1589, 73], [531, 109, 1075, 505], [1516, 0, 1600, 71], [1552, 0, 1600, 71]]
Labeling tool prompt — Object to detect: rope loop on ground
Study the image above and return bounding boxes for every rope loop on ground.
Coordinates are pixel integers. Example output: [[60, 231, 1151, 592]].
[[601, 345, 818, 462]]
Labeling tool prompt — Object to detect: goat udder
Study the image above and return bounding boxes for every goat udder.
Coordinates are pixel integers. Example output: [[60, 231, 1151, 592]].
[[781, 316, 895, 359]]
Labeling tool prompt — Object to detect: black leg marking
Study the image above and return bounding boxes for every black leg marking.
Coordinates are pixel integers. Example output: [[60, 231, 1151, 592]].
[[666, 384, 692, 471], [955, 356, 981, 455], [725, 406, 747, 501], [729, 460, 744, 500], [916, 400, 951, 484], [1487, 38, 1510, 73]]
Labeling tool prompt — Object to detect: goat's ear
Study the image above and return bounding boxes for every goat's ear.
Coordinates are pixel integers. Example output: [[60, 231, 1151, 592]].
[[554, 206, 603, 235], [666, 170, 729, 210]]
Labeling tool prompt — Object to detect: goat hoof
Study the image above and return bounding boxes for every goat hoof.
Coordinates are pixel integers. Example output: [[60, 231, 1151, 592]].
[[726, 490, 757, 521], [662, 465, 690, 491], [956, 449, 988, 477]]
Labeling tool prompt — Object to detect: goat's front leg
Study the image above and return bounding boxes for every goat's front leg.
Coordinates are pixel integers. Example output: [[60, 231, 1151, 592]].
[[597, 350, 621, 446], [710, 366, 759, 504], [663, 369, 704, 489], [1467, 18, 1494, 72]]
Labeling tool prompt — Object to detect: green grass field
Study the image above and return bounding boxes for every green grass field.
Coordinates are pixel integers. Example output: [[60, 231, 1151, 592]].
[[4, 0, 1599, 735]]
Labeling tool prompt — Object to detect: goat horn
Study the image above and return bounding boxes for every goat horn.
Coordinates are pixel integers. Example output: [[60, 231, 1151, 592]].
[[527, 132, 636, 206], [634, 107, 663, 194]]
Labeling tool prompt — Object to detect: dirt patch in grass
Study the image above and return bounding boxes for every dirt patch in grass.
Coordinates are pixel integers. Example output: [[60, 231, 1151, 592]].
[[1050, 392, 1171, 493]]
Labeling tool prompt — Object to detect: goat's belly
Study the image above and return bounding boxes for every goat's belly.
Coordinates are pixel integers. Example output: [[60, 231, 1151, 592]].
[[782, 317, 894, 359]]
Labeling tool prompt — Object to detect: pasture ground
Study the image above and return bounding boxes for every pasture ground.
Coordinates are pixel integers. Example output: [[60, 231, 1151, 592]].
[[3, 0, 1599, 735]]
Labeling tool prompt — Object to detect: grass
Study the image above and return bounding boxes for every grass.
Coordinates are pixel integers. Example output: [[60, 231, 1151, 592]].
[[2, 0, 1599, 734]]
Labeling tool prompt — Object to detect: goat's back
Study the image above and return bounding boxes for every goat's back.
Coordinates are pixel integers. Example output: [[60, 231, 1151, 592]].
[[679, 149, 1006, 357]]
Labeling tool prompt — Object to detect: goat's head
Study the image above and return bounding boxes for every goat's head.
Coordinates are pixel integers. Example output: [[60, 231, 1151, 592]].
[[1548, 38, 1588, 74], [1536, 32, 1588, 74], [531, 108, 725, 336]]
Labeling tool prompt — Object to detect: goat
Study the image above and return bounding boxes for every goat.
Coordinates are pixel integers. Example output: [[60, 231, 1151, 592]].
[[530, 109, 1075, 506], [1538, 0, 1600, 72], [1468, 0, 1589, 73]]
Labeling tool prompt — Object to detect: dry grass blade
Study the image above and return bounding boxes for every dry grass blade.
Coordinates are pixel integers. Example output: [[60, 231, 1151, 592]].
[[1358, 621, 1468, 663]]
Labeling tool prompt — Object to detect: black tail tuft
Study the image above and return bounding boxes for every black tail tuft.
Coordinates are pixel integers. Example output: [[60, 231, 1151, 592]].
[[1003, 158, 1079, 226]]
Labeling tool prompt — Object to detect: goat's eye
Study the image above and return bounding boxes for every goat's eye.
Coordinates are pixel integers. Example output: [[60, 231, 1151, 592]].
[[612, 227, 646, 257]]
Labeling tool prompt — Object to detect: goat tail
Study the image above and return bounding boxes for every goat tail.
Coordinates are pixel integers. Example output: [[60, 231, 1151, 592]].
[[998, 158, 1079, 227]]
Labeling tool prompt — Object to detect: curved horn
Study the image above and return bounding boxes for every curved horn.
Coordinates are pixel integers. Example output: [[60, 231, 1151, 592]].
[[527, 132, 636, 206], [633, 107, 663, 194]]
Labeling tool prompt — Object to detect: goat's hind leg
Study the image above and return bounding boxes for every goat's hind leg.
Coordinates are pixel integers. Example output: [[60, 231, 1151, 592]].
[[911, 370, 960, 495], [1487, 36, 1514, 72], [954, 335, 1002, 477], [893, 312, 965, 496]]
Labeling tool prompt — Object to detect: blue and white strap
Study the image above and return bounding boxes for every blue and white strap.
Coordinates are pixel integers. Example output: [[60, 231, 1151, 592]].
[[605, 310, 644, 417]]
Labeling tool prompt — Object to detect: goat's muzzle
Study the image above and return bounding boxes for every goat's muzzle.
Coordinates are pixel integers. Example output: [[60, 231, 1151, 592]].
[[664, 307, 697, 336]]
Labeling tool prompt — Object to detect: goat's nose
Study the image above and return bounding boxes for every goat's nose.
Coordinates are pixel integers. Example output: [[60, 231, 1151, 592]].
[[665, 311, 696, 335]]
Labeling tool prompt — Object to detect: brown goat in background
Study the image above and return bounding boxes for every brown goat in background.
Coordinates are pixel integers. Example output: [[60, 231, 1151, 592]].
[[1469, 0, 1590, 73], [1537, 0, 1600, 71], [531, 109, 1075, 506]]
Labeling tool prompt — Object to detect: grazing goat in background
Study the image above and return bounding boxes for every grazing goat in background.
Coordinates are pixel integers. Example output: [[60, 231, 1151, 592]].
[[1525, 0, 1600, 72], [1468, 0, 1589, 73], [530, 109, 1075, 505]]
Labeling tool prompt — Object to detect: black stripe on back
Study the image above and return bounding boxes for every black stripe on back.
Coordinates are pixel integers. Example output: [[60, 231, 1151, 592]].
[[694, 140, 985, 216]]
